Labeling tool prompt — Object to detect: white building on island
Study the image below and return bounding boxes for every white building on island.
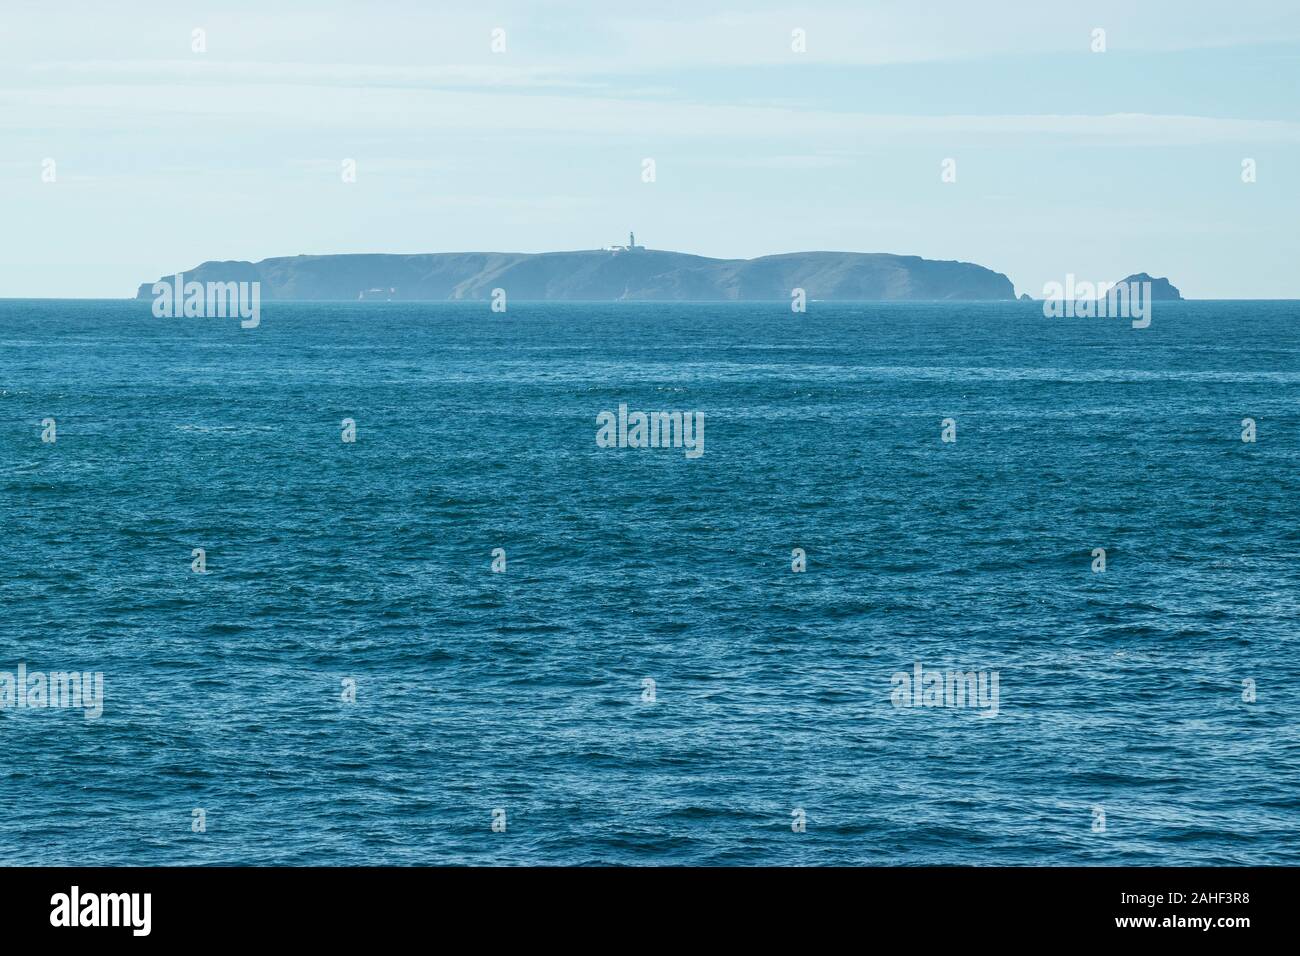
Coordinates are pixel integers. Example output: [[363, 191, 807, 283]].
[[606, 231, 645, 253]]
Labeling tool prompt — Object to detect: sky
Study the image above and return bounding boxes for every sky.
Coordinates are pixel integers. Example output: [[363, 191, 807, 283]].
[[2, 0, 1298, 298]]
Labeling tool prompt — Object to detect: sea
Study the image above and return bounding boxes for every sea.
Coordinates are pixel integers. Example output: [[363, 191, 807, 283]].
[[1, 298, 1297, 865]]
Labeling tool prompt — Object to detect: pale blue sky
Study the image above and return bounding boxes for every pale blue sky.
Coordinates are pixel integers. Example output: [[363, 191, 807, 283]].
[[2, 0, 1298, 298]]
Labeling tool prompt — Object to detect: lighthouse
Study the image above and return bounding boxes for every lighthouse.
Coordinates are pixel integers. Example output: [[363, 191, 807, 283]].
[[606, 232, 645, 253]]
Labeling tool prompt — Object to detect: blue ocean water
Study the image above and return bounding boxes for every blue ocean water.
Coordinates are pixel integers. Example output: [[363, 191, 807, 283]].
[[1, 298, 1297, 866]]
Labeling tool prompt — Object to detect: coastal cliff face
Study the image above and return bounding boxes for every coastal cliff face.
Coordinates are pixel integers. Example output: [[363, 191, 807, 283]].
[[135, 249, 1018, 301]]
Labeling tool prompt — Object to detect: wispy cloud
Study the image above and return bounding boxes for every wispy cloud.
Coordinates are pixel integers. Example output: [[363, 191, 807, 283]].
[[4, 82, 1297, 146], [25, 60, 605, 90]]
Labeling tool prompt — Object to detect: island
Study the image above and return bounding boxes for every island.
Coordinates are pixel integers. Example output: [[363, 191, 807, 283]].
[[1112, 273, 1182, 300], [136, 242, 1020, 302]]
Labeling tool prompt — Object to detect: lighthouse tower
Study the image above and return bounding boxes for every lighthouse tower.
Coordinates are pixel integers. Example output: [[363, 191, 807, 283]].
[[606, 231, 645, 253]]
